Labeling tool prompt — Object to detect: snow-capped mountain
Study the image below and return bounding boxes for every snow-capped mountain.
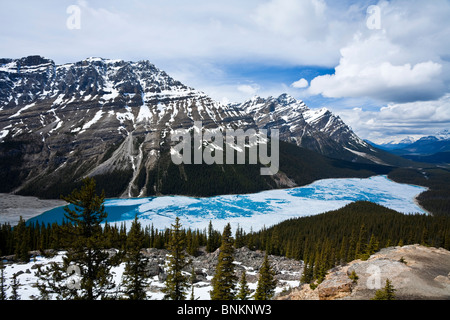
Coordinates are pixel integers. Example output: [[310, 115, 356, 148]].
[[0, 56, 255, 197], [435, 130, 450, 141], [367, 137, 419, 151], [236, 94, 387, 163], [0, 56, 401, 199], [370, 130, 450, 156]]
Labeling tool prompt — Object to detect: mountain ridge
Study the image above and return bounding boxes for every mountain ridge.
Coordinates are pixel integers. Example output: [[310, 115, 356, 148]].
[[367, 130, 450, 156], [0, 55, 410, 199]]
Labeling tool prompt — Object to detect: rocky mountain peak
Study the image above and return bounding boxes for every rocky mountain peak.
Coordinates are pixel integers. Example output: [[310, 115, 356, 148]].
[[0, 55, 399, 199], [275, 93, 297, 106]]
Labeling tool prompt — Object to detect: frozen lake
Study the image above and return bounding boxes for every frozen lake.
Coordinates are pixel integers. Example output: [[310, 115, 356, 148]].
[[28, 175, 427, 232]]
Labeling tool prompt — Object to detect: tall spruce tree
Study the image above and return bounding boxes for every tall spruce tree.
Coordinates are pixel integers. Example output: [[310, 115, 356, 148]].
[[355, 224, 368, 259], [210, 223, 237, 300], [162, 217, 190, 300], [237, 270, 251, 300], [254, 252, 277, 300], [206, 221, 220, 253], [36, 177, 116, 300], [14, 217, 30, 263], [63, 177, 115, 299], [122, 215, 149, 300]]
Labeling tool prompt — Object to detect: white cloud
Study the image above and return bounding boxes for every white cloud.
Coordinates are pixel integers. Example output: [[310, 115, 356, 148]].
[[0, 0, 356, 67], [309, 50, 444, 102], [291, 78, 309, 89], [237, 84, 261, 96], [252, 0, 328, 40], [337, 94, 450, 143], [308, 0, 450, 104]]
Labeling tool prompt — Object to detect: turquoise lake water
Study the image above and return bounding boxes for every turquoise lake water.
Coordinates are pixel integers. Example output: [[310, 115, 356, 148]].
[[27, 175, 427, 232]]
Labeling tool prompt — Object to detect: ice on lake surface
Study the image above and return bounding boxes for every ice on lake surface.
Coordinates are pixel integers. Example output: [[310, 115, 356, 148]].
[[29, 175, 427, 232]]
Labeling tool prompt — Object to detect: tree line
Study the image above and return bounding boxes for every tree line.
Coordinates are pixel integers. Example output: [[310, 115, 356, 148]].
[[0, 178, 277, 300], [388, 167, 450, 217]]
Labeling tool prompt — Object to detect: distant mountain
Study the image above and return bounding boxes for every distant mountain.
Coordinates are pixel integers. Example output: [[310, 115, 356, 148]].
[[435, 129, 450, 141], [0, 56, 408, 199], [368, 130, 450, 155], [367, 137, 418, 151], [390, 136, 450, 156]]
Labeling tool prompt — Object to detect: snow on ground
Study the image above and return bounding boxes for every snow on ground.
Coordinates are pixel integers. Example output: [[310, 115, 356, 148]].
[[2, 253, 64, 300], [80, 109, 104, 133], [8, 102, 36, 119], [1, 251, 300, 300]]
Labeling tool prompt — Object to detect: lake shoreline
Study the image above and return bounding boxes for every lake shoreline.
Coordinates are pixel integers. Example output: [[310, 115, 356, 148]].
[[0, 193, 67, 226]]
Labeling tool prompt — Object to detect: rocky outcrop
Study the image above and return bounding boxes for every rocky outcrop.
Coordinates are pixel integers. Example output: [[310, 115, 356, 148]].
[[317, 272, 355, 300], [140, 246, 303, 291], [277, 244, 450, 300]]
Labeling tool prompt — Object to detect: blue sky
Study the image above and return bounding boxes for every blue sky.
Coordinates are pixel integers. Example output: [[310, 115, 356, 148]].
[[1, 0, 449, 143]]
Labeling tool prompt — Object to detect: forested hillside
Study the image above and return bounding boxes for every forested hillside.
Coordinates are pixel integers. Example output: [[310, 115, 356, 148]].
[[242, 201, 450, 284], [388, 167, 450, 217]]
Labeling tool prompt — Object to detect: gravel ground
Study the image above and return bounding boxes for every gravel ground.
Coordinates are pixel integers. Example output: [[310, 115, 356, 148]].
[[0, 193, 66, 226]]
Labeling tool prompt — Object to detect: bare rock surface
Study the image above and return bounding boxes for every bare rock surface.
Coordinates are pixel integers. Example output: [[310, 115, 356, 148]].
[[278, 244, 450, 300]]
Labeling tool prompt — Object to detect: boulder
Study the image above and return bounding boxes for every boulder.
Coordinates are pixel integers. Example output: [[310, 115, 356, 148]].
[[318, 272, 355, 300]]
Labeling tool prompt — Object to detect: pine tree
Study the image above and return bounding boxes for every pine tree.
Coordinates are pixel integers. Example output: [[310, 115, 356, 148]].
[[237, 270, 251, 300], [206, 221, 220, 253], [300, 253, 314, 285], [355, 224, 367, 259], [0, 262, 6, 300], [36, 177, 116, 300], [63, 177, 115, 300], [234, 225, 245, 249], [338, 236, 348, 265], [362, 234, 379, 260], [186, 229, 200, 256], [122, 215, 149, 300], [189, 265, 196, 300], [210, 223, 237, 300], [372, 278, 396, 300], [300, 262, 311, 284], [162, 217, 190, 300], [347, 229, 357, 261], [10, 273, 20, 300], [254, 252, 277, 300], [421, 227, 429, 246], [14, 217, 30, 263], [348, 270, 359, 283]]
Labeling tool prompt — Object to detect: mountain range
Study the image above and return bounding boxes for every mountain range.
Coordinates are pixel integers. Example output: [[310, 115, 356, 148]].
[[0, 56, 414, 199], [366, 130, 450, 165]]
